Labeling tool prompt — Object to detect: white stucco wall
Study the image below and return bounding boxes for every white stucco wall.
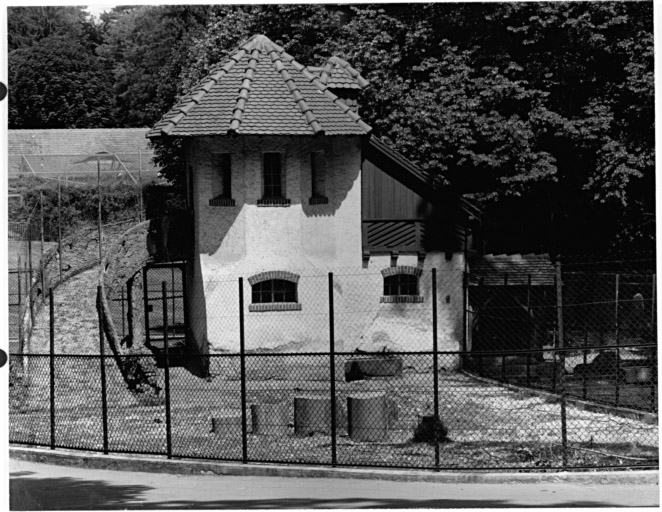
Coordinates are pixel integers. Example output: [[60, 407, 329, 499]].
[[186, 135, 466, 367]]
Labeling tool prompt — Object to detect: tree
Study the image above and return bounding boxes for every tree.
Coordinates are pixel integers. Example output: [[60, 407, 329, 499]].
[[9, 35, 113, 129], [97, 5, 214, 127], [7, 6, 96, 50]]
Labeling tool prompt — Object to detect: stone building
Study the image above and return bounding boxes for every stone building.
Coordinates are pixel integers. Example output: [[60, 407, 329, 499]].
[[148, 35, 479, 362]]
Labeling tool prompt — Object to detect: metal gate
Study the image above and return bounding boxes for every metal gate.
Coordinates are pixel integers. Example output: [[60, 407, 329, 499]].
[[142, 262, 189, 361]]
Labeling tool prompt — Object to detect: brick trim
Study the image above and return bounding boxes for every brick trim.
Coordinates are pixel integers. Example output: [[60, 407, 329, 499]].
[[380, 295, 425, 304], [248, 302, 302, 312], [209, 197, 236, 207], [308, 196, 329, 205], [257, 197, 290, 207], [248, 271, 300, 286], [381, 265, 423, 278]]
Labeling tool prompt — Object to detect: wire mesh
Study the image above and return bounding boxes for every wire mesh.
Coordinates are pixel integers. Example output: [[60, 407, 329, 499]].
[[8, 262, 659, 471]]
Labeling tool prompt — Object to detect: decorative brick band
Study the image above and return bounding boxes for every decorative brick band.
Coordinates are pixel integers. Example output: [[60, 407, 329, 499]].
[[248, 270, 300, 286], [257, 197, 290, 207], [308, 196, 329, 205], [209, 197, 236, 207], [248, 302, 302, 312], [381, 265, 423, 278], [380, 295, 425, 304]]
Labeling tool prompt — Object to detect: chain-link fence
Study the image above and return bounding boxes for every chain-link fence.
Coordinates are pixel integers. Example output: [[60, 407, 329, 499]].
[[466, 260, 657, 414], [10, 264, 658, 471], [7, 153, 186, 353]]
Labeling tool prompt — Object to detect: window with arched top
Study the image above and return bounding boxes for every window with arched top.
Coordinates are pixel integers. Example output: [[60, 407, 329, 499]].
[[380, 266, 424, 303], [248, 271, 302, 311]]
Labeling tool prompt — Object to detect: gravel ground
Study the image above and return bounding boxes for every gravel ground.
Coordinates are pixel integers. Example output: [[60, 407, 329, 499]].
[[10, 354, 658, 470]]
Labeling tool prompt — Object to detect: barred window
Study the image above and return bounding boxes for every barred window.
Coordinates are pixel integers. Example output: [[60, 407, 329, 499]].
[[383, 274, 418, 296]]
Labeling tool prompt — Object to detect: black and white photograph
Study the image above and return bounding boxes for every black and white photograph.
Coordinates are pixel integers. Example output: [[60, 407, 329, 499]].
[[3, 1, 658, 509]]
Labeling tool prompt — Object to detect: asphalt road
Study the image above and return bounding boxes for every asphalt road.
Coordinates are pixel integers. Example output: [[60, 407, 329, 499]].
[[9, 458, 660, 509]]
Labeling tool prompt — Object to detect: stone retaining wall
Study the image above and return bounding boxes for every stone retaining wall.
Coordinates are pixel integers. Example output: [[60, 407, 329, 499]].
[[17, 221, 137, 354], [99, 221, 162, 398]]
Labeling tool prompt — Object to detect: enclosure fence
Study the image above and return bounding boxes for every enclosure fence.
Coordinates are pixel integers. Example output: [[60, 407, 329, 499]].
[[10, 264, 658, 471]]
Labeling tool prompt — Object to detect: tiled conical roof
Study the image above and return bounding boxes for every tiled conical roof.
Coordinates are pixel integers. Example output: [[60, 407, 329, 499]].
[[148, 35, 372, 138]]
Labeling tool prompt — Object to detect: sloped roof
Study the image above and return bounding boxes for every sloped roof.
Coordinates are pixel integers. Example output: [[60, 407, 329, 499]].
[[468, 254, 555, 286], [9, 128, 154, 155], [148, 35, 372, 138], [366, 136, 482, 222]]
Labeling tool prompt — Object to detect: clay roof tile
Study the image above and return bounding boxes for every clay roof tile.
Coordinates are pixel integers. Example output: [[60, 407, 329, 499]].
[[149, 34, 371, 138]]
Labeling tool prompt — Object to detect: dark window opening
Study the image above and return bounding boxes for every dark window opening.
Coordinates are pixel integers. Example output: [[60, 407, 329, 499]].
[[263, 153, 283, 199], [383, 274, 418, 296], [252, 279, 297, 304], [212, 153, 231, 198], [210, 153, 234, 206]]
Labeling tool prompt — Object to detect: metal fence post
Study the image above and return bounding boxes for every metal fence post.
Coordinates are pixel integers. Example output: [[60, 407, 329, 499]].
[[329, 272, 337, 467], [28, 230, 35, 327], [615, 273, 620, 346], [462, 271, 468, 358], [526, 274, 532, 388], [238, 277, 248, 463], [555, 259, 567, 467], [615, 346, 620, 407], [57, 177, 63, 284], [49, 287, 55, 450], [161, 281, 172, 459], [432, 268, 440, 469], [97, 286, 109, 454], [18, 257, 23, 352], [120, 287, 126, 339]]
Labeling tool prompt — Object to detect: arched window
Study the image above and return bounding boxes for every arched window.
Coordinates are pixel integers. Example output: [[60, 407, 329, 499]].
[[248, 271, 301, 311], [380, 266, 424, 303], [252, 279, 297, 304], [384, 273, 418, 296]]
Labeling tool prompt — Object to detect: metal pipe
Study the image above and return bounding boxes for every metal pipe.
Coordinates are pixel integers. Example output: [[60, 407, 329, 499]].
[[17, 256, 23, 351], [97, 286, 109, 454], [239, 278, 248, 463], [49, 288, 55, 450], [138, 149, 142, 221], [40, 191, 45, 294], [162, 281, 172, 459], [98, 158, 103, 266], [432, 268, 440, 469], [329, 272, 337, 466], [57, 177, 62, 284]]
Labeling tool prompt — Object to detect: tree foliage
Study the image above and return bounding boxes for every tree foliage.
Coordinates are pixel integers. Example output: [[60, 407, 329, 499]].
[[7, 3, 654, 257], [8, 35, 113, 129]]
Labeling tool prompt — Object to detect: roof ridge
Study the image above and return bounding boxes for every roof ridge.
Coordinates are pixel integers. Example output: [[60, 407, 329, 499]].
[[229, 49, 260, 134], [327, 56, 370, 89], [160, 53, 241, 136], [270, 51, 323, 135]]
